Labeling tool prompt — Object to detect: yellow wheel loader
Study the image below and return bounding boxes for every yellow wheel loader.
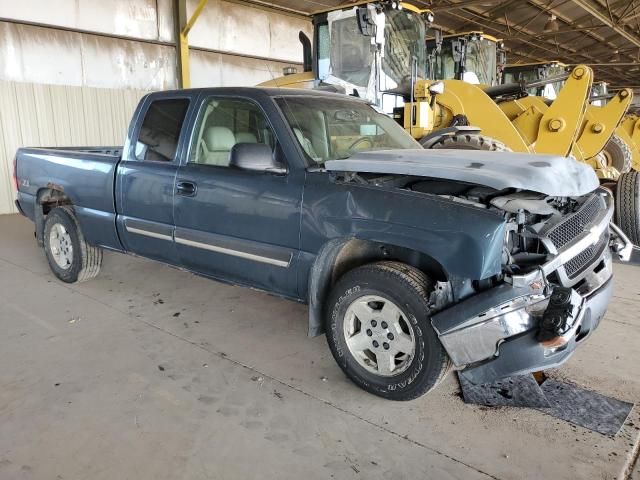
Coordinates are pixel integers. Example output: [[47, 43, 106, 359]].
[[429, 36, 634, 179], [504, 62, 636, 178], [504, 62, 640, 242]]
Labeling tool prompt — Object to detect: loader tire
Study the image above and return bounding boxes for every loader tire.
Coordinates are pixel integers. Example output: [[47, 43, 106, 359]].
[[427, 133, 511, 152], [615, 171, 640, 245], [603, 133, 632, 175]]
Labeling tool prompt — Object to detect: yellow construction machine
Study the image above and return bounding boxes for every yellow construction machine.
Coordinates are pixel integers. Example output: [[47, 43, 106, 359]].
[[420, 31, 597, 161], [504, 62, 637, 174], [429, 36, 634, 180], [504, 62, 640, 243]]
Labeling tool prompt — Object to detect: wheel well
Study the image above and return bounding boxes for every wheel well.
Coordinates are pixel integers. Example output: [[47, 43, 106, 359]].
[[307, 238, 448, 337], [34, 188, 72, 246], [331, 239, 447, 285], [38, 187, 71, 213]]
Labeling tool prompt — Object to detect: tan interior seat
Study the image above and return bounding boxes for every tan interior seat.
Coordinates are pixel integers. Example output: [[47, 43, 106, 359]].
[[200, 126, 236, 166]]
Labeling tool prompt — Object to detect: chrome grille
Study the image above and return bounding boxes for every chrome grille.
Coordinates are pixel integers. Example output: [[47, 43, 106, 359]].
[[564, 233, 608, 279], [546, 194, 605, 250]]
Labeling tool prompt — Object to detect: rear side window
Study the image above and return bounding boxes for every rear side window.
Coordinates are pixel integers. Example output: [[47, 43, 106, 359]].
[[135, 98, 190, 162]]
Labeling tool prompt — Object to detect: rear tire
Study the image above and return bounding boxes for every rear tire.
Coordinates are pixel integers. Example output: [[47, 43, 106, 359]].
[[602, 133, 632, 175], [615, 171, 640, 245], [325, 261, 452, 401], [426, 133, 511, 152], [43, 206, 103, 283]]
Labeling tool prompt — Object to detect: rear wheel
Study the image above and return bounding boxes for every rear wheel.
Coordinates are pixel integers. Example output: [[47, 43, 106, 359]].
[[615, 171, 640, 245], [602, 133, 632, 175], [43, 206, 103, 283], [325, 261, 452, 401], [426, 133, 511, 152]]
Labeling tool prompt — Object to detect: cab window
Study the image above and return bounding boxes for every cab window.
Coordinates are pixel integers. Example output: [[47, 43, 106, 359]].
[[135, 98, 190, 162]]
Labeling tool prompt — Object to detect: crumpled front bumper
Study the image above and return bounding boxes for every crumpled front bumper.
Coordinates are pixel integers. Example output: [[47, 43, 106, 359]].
[[432, 231, 622, 385], [431, 187, 634, 385], [456, 270, 613, 385]]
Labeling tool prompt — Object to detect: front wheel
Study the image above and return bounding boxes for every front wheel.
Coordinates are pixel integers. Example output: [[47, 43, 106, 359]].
[[43, 206, 103, 283], [325, 261, 451, 401]]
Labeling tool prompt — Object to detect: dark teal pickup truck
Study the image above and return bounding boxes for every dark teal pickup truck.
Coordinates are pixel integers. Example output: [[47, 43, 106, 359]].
[[14, 87, 632, 400]]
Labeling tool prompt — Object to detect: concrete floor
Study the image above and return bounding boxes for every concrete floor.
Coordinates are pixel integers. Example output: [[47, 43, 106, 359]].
[[1, 214, 639, 480]]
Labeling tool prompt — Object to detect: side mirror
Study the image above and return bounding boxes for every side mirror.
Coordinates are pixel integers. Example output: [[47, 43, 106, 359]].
[[356, 6, 376, 37], [229, 143, 287, 175], [434, 29, 443, 53]]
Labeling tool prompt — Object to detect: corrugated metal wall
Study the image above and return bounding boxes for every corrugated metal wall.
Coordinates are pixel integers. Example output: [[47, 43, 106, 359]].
[[0, 0, 311, 90], [0, 81, 147, 214]]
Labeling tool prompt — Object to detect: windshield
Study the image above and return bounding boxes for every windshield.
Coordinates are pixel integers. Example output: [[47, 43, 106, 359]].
[[465, 39, 497, 85], [325, 14, 374, 89], [504, 64, 566, 99], [427, 40, 456, 80], [381, 9, 427, 91], [503, 68, 539, 95], [276, 96, 421, 165], [427, 37, 497, 85], [317, 7, 428, 106]]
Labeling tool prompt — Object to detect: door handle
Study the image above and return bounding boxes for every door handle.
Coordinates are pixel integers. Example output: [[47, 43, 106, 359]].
[[176, 181, 197, 196]]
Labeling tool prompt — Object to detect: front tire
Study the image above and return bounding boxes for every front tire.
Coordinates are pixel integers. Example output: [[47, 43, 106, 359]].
[[325, 261, 451, 401], [43, 206, 103, 283]]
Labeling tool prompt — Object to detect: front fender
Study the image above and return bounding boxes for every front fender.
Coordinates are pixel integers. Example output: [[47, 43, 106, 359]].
[[301, 174, 507, 336]]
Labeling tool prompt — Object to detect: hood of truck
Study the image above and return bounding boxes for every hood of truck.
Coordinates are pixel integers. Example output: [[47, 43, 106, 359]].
[[324, 149, 599, 197]]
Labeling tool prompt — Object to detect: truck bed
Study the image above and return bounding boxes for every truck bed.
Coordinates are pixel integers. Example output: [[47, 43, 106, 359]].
[[15, 146, 122, 249]]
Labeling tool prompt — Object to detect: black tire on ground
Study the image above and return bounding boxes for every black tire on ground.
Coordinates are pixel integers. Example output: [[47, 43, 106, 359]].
[[43, 206, 103, 283], [615, 171, 640, 245], [602, 133, 632, 175], [426, 133, 511, 152], [325, 261, 452, 401]]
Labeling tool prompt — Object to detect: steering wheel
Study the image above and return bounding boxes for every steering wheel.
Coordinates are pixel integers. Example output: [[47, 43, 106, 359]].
[[348, 137, 373, 152]]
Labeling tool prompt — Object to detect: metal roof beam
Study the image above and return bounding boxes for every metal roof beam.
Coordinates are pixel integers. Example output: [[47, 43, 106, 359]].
[[434, 4, 633, 85], [570, 0, 640, 47]]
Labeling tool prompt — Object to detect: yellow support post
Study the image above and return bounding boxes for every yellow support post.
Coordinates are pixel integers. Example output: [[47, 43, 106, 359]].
[[176, 0, 209, 89]]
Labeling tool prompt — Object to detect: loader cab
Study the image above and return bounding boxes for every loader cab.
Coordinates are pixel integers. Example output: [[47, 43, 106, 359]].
[[503, 61, 569, 99], [312, 2, 433, 114], [426, 32, 505, 86]]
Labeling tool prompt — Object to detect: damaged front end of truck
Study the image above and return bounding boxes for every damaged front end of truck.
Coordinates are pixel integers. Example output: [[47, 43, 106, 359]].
[[324, 149, 633, 384], [432, 187, 629, 384]]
